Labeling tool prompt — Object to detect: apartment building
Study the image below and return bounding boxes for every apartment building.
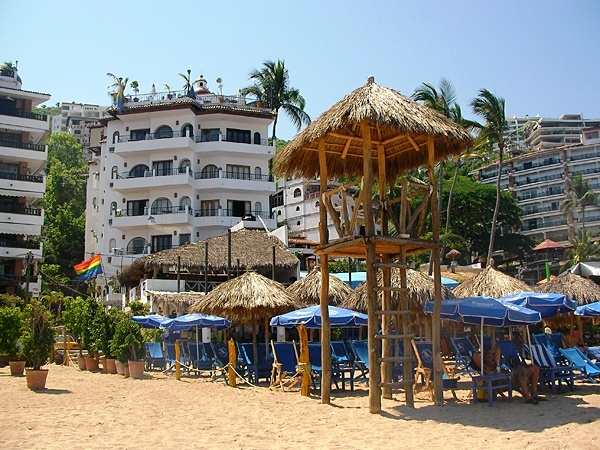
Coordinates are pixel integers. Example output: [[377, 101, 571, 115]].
[[51, 102, 106, 147], [0, 65, 50, 295], [85, 77, 277, 283]]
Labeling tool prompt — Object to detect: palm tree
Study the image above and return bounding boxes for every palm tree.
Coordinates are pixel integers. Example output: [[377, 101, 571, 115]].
[[560, 173, 598, 234], [470, 89, 508, 266], [179, 69, 194, 97], [242, 59, 311, 142], [1, 61, 17, 71], [107, 73, 128, 111], [562, 228, 600, 271], [130, 80, 139, 96]]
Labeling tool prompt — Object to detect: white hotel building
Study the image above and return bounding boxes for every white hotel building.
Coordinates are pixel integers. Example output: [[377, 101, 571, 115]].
[[0, 66, 50, 295], [85, 76, 277, 284]]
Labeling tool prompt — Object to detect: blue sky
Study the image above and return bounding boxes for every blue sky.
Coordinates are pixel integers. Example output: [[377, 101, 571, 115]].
[[3, 0, 599, 141]]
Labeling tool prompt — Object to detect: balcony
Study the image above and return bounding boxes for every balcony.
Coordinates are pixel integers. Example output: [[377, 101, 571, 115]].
[[115, 131, 194, 155], [192, 209, 275, 228], [112, 167, 193, 192], [0, 139, 47, 165], [513, 157, 562, 173], [0, 172, 45, 197], [112, 205, 194, 229], [0, 238, 42, 259], [0, 107, 47, 121], [192, 170, 275, 192]]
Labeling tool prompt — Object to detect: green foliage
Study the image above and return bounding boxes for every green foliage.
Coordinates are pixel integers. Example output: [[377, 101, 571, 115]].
[[328, 259, 366, 273], [128, 301, 150, 316], [110, 318, 146, 363], [561, 173, 598, 232], [0, 293, 24, 308], [43, 134, 88, 285], [562, 229, 600, 271], [0, 307, 25, 357], [62, 296, 91, 355], [21, 299, 55, 370]]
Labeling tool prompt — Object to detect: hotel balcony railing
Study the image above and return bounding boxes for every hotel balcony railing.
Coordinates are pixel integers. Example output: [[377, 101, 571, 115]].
[[193, 170, 272, 182], [513, 158, 562, 172], [117, 130, 187, 142], [514, 173, 563, 186], [193, 209, 273, 219], [0, 205, 42, 216], [517, 187, 564, 201], [0, 107, 47, 121], [0, 172, 44, 183], [0, 139, 46, 152], [194, 134, 269, 146], [0, 238, 40, 250], [124, 90, 265, 109], [116, 167, 192, 179], [0, 273, 24, 286], [570, 151, 600, 162], [115, 205, 193, 217], [0, 68, 15, 77]]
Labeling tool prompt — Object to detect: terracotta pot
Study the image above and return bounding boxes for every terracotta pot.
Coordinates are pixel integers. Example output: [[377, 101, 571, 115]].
[[105, 358, 117, 374], [8, 360, 25, 376], [114, 360, 125, 375], [123, 362, 130, 378], [128, 360, 145, 379], [77, 355, 87, 370], [26, 369, 49, 390], [84, 356, 99, 372], [100, 356, 108, 373]]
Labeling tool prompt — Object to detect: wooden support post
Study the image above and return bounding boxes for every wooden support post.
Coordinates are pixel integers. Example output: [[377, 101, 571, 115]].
[[400, 246, 414, 408], [228, 338, 237, 387], [299, 324, 311, 396], [361, 120, 381, 413], [318, 138, 332, 404], [428, 137, 443, 405]]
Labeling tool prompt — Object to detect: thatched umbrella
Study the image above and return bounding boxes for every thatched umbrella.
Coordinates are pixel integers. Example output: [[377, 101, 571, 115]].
[[145, 290, 204, 317], [119, 229, 299, 287], [452, 266, 529, 299], [287, 267, 354, 306], [274, 77, 473, 408], [189, 271, 301, 369]]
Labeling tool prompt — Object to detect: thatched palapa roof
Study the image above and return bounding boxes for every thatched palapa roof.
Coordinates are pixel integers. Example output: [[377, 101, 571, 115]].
[[286, 267, 354, 306], [189, 271, 301, 323], [536, 272, 600, 305], [274, 77, 473, 182], [145, 290, 204, 307], [452, 266, 529, 299], [118, 229, 298, 286], [342, 269, 455, 313]]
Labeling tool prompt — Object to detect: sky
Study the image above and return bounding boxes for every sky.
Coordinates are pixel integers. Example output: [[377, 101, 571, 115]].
[[3, 0, 600, 141]]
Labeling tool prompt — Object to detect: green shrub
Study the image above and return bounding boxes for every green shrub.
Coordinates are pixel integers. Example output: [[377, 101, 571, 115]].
[[110, 318, 146, 363], [21, 299, 55, 370], [0, 307, 24, 358]]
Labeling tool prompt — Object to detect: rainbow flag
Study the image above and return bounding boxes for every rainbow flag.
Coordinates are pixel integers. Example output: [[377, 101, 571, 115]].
[[74, 254, 103, 281]]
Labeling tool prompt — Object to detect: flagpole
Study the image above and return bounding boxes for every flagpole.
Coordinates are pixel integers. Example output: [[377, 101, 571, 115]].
[[98, 254, 110, 300]]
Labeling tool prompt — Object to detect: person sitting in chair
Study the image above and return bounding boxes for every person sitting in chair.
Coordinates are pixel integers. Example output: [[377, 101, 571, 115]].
[[473, 346, 544, 405]]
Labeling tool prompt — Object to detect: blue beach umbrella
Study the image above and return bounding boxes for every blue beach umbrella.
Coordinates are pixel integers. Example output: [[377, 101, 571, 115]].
[[270, 305, 368, 329], [498, 291, 577, 319], [575, 301, 600, 317], [131, 314, 169, 329], [160, 313, 231, 359]]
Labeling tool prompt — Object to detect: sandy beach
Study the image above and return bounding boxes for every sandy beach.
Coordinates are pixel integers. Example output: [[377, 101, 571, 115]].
[[1, 364, 599, 450]]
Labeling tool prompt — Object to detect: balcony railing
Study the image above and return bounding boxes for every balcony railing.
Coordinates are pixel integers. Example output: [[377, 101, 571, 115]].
[[193, 170, 273, 182], [193, 209, 273, 219], [0, 107, 47, 121], [117, 130, 189, 143], [149, 205, 194, 215], [0, 205, 42, 216], [513, 158, 562, 172], [0, 68, 15, 78], [514, 173, 563, 186], [116, 167, 192, 179], [0, 139, 46, 152], [0, 172, 44, 183], [0, 273, 24, 286], [195, 135, 269, 146], [0, 238, 40, 250]]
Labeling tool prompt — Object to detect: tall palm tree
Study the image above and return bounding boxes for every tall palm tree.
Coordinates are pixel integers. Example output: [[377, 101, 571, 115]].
[[562, 228, 600, 271], [179, 69, 195, 97], [107, 73, 128, 112], [1, 61, 17, 71], [242, 59, 311, 142], [560, 173, 598, 234], [470, 88, 508, 266]]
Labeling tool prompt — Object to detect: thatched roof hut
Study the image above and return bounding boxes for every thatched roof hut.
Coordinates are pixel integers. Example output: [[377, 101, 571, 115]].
[[536, 272, 600, 305], [452, 266, 529, 299], [342, 269, 456, 313], [145, 290, 204, 317], [118, 229, 299, 287], [286, 267, 354, 306], [189, 271, 301, 324], [274, 77, 473, 183]]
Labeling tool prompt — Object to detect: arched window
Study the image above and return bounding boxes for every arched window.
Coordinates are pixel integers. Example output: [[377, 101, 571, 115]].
[[155, 125, 173, 139], [253, 132, 261, 145], [127, 237, 147, 255], [179, 159, 191, 174], [109, 238, 117, 253], [112, 131, 120, 144], [201, 164, 219, 179], [296, 206, 300, 212], [111, 166, 118, 179], [255, 202, 262, 214], [151, 197, 172, 214], [182, 124, 194, 138], [92, 197, 97, 209], [293, 188, 301, 198], [179, 196, 191, 212], [254, 166, 262, 180], [129, 164, 149, 178], [110, 201, 117, 215]]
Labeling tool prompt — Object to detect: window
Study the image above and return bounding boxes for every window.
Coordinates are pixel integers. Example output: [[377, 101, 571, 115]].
[[152, 160, 173, 176], [151, 197, 172, 214], [109, 238, 117, 253], [129, 164, 149, 178], [254, 166, 262, 180], [201, 128, 220, 142], [130, 128, 150, 141], [152, 235, 172, 253], [201, 164, 219, 179], [111, 166, 118, 179], [155, 125, 173, 139], [226, 128, 251, 144], [255, 202, 262, 214], [112, 131, 119, 144], [110, 202, 117, 214], [227, 199, 250, 217], [127, 237, 147, 254], [179, 234, 191, 246], [126, 199, 148, 216], [182, 124, 194, 138], [293, 188, 301, 198], [179, 159, 191, 173], [200, 200, 219, 216], [253, 132, 261, 145], [226, 164, 250, 180]]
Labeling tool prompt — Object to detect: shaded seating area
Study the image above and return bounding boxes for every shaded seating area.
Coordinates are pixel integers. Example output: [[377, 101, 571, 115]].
[[532, 333, 564, 363], [412, 340, 459, 401], [187, 342, 214, 373], [270, 341, 302, 391], [529, 344, 576, 394], [348, 339, 370, 381], [559, 347, 600, 383], [145, 342, 166, 370], [240, 343, 272, 384], [451, 336, 478, 376]]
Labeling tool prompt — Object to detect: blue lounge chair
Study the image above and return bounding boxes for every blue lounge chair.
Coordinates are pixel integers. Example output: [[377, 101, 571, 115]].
[[270, 341, 301, 390], [412, 340, 459, 401], [451, 336, 478, 376], [307, 343, 348, 390], [331, 341, 353, 367], [349, 339, 370, 380], [529, 344, 576, 394], [145, 342, 166, 370], [210, 342, 244, 383], [240, 343, 272, 384], [559, 347, 600, 383], [165, 342, 191, 372], [187, 342, 213, 373], [532, 333, 564, 363], [496, 340, 527, 372], [585, 346, 600, 362]]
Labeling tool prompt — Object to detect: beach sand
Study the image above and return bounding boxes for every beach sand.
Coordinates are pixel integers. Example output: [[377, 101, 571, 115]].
[[1, 364, 599, 449]]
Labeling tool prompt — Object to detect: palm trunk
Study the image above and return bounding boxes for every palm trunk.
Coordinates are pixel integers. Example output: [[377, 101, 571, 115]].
[[445, 158, 461, 235], [487, 146, 504, 266], [428, 162, 444, 275]]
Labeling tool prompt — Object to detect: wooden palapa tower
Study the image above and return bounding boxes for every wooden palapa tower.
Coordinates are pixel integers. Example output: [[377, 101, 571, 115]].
[[274, 77, 473, 413]]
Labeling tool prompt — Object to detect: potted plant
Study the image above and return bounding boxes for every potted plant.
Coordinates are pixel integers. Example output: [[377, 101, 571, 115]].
[[110, 317, 146, 379], [0, 306, 25, 375], [164, 84, 173, 100], [82, 298, 101, 371], [21, 299, 55, 390], [130, 80, 139, 101], [62, 296, 90, 370], [99, 308, 127, 374], [216, 77, 224, 102]]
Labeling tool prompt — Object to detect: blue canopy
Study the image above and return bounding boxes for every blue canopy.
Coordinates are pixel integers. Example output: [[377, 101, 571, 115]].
[[498, 291, 576, 319], [131, 314, 169, 329], [424, 296, 542, 327], [270, 305, 368, 329], [575, 301, 600, 317], [331, 271, 366, 289], [160, 313, 231, 331], [440, 276, 460, 289]]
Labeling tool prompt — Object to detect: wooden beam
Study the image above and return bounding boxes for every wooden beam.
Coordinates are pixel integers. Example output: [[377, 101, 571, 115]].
[[341, 138, 352, 159], [407, 135, 422, 153]]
